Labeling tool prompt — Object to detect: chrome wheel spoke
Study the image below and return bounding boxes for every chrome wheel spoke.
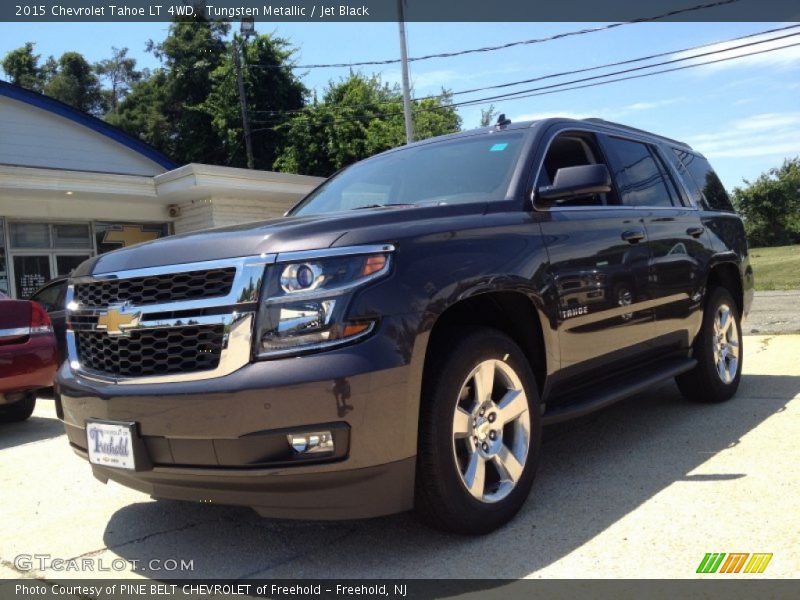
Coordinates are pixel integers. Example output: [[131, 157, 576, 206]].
[[473, 361, 495, 404], [496, 389, 527, 425], [718, 308, 730, 334], [464, 450, 486, 496], [717, 355, 728, 381], [453, 407, 471, 438], [493, 445, 524, 484]]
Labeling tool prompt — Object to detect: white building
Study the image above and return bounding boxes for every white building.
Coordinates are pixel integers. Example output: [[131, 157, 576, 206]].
[[0, 80, 324, 298]]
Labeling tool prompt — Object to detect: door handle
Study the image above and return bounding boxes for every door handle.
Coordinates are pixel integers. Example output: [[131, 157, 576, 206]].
[[686, 226, 705, 238], [621, 230, 646, 244]]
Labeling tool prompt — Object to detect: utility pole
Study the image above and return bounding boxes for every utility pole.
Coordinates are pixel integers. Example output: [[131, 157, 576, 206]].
[[397, 0, 414, 144], [233, 37, 255, 169]]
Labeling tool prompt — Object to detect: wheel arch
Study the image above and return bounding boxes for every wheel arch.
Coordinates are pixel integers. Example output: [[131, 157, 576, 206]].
[[706, 260, 744, 317], [418, 290, 549, 400]]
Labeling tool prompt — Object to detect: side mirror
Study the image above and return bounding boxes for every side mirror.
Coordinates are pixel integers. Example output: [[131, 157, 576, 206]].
[[537, 164, 612, 203]]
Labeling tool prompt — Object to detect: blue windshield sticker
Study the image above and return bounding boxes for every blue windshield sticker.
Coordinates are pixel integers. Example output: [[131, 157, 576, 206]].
[[490, 143, 508, 152]]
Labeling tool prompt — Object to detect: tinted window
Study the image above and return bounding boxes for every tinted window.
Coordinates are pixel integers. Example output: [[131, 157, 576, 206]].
[[31, 281, 64, 312], [536, 132, 617, 207], [672, 150, 734, 212], [604, 137, 677, 207], [292, 133, 525, 215], [666, 149, 703, 207]]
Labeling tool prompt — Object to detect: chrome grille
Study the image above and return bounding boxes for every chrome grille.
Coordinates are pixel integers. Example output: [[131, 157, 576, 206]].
[[66, 256, 273, 385], [74, 267, 236, 307], [75, 325, 224, 378]]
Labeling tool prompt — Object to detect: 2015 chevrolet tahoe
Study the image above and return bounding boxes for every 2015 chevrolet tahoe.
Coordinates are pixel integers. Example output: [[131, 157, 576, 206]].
[[56, 117, 753, 534]]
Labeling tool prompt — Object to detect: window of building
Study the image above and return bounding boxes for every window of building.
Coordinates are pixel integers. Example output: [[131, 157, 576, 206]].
[[9, 222, 93, 250], [604, 137, 679, 208]]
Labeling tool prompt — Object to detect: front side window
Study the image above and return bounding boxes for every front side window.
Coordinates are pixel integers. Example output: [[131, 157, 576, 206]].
[[673, 149, 734, 212], [604, 137, 678, 208], [291, 132, 526, 216], [535, 132, 617, 207]]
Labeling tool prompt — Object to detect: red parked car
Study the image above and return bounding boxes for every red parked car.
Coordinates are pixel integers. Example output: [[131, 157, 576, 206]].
[[0, 291, 59, 422]]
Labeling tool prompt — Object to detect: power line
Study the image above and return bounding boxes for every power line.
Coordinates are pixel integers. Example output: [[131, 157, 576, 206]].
[[249, 24, 800, 116], [247, 40, 800, 132], [446, 30, 800, 108], [247, 28, 800, 120], [462, 40, 800, 107], [245, 0, 741, 70]]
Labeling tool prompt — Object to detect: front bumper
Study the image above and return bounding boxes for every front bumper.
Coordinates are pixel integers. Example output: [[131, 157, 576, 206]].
[[56, 319, 423, 519]]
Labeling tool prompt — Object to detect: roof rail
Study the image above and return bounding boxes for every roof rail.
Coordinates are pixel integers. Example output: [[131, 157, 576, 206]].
[[581, 118, 692, 150]]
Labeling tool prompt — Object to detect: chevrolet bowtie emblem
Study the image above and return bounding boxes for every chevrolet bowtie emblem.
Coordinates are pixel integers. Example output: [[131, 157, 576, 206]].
[[97, 308, 140, 336]]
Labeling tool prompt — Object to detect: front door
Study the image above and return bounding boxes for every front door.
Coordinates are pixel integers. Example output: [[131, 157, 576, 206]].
[[534, 130, 655, 377]]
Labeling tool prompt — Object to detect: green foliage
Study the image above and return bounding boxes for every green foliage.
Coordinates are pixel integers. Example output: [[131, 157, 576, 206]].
[[2, 30, 463, 173], [732, 158, 800, 247], [273, 73, 461, 177], [43, 52, 106, 114], [479, 104, 497, 127], [111, 20, 306, 168], [95, 47, 143, 113], [1, 42, 43, 91], [199, 34, 306, 170]]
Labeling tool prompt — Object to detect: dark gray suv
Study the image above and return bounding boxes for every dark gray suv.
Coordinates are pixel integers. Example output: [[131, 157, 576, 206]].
[[56, 118, 753, 534]]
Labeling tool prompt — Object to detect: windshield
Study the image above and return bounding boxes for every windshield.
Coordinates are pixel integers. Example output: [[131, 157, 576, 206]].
[[291, 132, 526, 216]]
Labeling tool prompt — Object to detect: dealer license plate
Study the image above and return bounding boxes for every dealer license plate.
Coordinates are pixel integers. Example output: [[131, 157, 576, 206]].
[[86, 420, 136, 470]]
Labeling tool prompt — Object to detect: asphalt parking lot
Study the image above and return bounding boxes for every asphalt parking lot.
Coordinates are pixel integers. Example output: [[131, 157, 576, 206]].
[[1, 331, 797, 581]]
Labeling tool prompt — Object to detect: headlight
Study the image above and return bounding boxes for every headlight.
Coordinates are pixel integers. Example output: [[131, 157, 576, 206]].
[[254, 245, 393, 358]]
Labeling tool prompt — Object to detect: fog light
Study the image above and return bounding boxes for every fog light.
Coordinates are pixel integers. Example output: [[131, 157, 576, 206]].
[[287, 431, 334, 454]]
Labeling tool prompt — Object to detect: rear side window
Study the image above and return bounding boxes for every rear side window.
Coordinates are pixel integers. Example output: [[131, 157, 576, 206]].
[[603, 137, 679, 207], [672, 150, 734, 212]]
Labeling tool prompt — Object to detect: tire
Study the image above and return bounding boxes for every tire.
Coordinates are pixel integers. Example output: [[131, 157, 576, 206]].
[[0, 393, 36, 423], [415, 327, 542, 534], [676, 287, 743, 403]]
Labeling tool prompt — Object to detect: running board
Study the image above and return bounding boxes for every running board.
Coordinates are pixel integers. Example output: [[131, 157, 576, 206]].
[[542, 357, 697, 425]]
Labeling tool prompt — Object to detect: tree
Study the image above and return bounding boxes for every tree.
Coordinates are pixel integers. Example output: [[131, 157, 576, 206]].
[[95, 47, 143, 113], [43, 52, 106, 114], [1, 43, 43, 91], [479, 104, 497, 127], [199, 33, 306, 170], [110, 19, 230, 164], [732, 157, 800, 247], [273, 73, 461, 177]]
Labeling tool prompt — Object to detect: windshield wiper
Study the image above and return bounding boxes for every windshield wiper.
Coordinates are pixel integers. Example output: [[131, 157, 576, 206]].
[[351, 203, 415, 210]]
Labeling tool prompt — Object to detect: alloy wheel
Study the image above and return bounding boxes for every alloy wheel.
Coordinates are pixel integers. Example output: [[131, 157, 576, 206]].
[[451, 359, 531, 503], [712, 303, 739, 384]]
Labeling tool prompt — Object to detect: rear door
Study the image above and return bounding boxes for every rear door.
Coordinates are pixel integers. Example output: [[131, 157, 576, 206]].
[[533, 128, 655, 378], [600, 135, 709, 351]]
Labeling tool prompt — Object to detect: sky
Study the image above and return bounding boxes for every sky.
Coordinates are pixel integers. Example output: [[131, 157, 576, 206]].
[[1, 20, 798, 190]]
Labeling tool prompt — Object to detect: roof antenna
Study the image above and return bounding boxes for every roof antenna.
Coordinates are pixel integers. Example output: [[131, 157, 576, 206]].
[[496, 113, 511, 128]]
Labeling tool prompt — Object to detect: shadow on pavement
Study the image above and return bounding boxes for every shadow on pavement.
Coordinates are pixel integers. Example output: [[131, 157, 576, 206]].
[[0, 401, 63, 451], [103, 373, 798, 579]]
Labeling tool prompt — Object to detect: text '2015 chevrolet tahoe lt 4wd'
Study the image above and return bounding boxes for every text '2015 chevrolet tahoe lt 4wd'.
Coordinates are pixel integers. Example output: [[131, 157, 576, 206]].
[[56, 118, 753, 534]]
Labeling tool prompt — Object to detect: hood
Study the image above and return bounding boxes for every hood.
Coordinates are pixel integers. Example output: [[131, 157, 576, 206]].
[[75, 202, 488, 276]]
